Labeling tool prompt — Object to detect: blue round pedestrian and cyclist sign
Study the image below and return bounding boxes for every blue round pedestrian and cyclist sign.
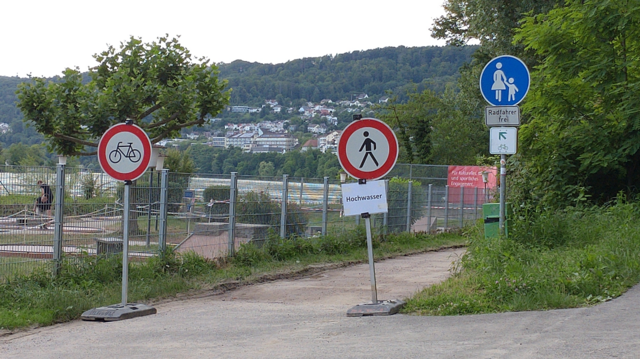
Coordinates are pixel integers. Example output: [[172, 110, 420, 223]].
[[479, 55, 530, 106]]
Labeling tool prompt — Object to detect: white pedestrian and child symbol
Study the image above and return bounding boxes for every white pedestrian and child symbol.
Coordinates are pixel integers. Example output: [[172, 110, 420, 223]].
[[491, 62, 519, 102]]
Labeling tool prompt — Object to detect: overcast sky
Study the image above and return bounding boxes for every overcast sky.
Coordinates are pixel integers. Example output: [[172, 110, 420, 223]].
[[1, 1, 448, 78]]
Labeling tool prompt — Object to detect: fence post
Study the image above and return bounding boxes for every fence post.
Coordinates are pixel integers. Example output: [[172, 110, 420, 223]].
[[444, 185, 449, 231], [53, 158, 66, 276], [146, 168, 153, 248], [406, 180, 412, 233], [427, 184, 433, 233], [474, 187, 479, 220], [459, 186, 465, 228], [383, 180, 388, 237], [280, 174, 288, 238], [322, 177, 329, 236], [228, 172, 238, 257], [158, 169, 169, 252]]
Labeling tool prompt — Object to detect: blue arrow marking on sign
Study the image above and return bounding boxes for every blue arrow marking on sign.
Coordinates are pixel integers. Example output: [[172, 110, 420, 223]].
[[499, 131, 507, 140], [480, 55, 530, 106]]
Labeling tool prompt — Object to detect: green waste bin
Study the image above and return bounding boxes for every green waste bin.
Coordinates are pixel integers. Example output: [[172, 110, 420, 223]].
[[483, 203, 509, 238]]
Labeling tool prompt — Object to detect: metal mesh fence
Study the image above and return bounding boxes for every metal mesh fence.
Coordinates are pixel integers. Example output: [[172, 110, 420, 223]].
[[0, 164, 493, 282]]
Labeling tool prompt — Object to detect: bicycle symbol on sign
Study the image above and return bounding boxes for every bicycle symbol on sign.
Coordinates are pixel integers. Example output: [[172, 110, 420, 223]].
[[498, 144, 509, 151], [109, 142, 142, 163]]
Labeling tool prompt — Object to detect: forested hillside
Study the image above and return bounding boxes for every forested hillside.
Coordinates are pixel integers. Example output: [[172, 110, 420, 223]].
[[219, 46, 476, 106], [0, 45, 476, 166]]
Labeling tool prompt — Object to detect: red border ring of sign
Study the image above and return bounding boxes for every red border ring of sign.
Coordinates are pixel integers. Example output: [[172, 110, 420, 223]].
[[338, 118, 398, 180], [98, 123, 152, 182]]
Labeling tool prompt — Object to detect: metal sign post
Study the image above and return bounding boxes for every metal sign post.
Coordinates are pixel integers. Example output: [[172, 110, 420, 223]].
[[363, 212, 377, 304], [122, 181, 131, 305], [82, 120, 157, 321], [499, 156, 506, 234], [481, 56, 530, 237], [340, 115, 404, 317]]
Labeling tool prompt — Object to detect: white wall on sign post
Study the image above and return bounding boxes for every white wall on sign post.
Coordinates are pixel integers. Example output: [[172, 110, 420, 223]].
[[341, 180, 388, 216]]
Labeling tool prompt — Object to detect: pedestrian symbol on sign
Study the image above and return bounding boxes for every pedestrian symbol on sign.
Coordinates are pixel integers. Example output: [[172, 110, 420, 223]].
[[359, 131, 378, 168]]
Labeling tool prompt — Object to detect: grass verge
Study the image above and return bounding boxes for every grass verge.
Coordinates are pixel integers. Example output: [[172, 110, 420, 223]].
[[403, 201, 640, 315], [0, 226, 467, 330]]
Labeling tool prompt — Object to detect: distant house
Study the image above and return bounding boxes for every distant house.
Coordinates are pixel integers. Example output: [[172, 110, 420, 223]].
[[356, 93, 368, 100], [231, 106, 250, 113], [225, 132, 255, 148], [308, 124, 327, 134], [265, 99, 278, 107], [301, 139, 318, 152], [378, 96, 390, 103], [273, 105, 282, 113], [299, 106, 313, 116], [325, 116, 338, 126], [247, 145, 286, 154], [206, 137, 226, 147], [255, 131, 296, 150]]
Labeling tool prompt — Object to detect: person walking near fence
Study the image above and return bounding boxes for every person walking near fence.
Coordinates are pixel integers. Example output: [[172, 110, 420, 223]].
[[34, 180, 53, 228]]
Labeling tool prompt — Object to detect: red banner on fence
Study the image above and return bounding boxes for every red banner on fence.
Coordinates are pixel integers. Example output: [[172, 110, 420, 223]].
[[448, 166, 497, 188], [447, 166, 497, 204]]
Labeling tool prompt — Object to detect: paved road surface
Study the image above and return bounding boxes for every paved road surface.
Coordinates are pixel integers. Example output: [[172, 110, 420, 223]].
[[1, 248, 639, 358]]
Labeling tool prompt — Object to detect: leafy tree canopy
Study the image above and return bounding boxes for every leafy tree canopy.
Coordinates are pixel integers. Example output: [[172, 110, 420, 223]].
[[16, 35, 230, 156], [512, 0, 640, 208]]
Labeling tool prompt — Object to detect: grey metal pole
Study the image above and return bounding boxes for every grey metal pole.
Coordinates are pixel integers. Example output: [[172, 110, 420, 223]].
[[500, 155, 506, 235], [406, 181, 413, 232], [444, 185, 450, 231], [228, 172, 238, 257], [122, 181, 131, 305], [53, 161, 65, 276], [364, 214, 377, 304], [280, 174, 288, 238], [158, 169, 169, 252], [146, 168, 153, 247], [474, 187, 479, 221], [383, 180, 388, 236], [322, 176, 329, 236], [427, 184, 433, 233], [459, 186, 465, 228]]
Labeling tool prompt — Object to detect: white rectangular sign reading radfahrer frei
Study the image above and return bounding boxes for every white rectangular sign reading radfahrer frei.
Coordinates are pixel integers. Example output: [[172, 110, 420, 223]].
[[341, 180, 388, 216], [485, 106, 520, 127]]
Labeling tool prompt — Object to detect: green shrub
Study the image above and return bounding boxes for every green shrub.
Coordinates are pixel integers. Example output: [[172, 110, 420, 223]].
[[387, 177, 426, 233], [236, 191, 309, 237], [233, 242, 272, 267]]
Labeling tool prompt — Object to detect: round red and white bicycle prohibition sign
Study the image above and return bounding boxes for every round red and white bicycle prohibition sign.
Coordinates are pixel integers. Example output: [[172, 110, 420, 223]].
[[338, 118, 398, 180], [98, 123, 152, 182]]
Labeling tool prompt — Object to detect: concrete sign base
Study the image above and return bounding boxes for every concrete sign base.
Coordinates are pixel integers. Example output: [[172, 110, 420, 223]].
[[346, 300, 405, 317], [81, 303, 157, 321]]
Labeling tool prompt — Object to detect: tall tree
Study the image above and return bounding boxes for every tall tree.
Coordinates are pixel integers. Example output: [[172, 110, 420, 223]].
[[432, 0, 562, 57], [512, 0, 640, 207], [16, 36, 230, 156], [377, 86, 485, 166]]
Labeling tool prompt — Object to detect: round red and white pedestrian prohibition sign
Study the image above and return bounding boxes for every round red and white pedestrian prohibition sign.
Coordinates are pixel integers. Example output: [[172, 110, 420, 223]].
[[338, 118, 398, 180], [98, 123, 152, 182]]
